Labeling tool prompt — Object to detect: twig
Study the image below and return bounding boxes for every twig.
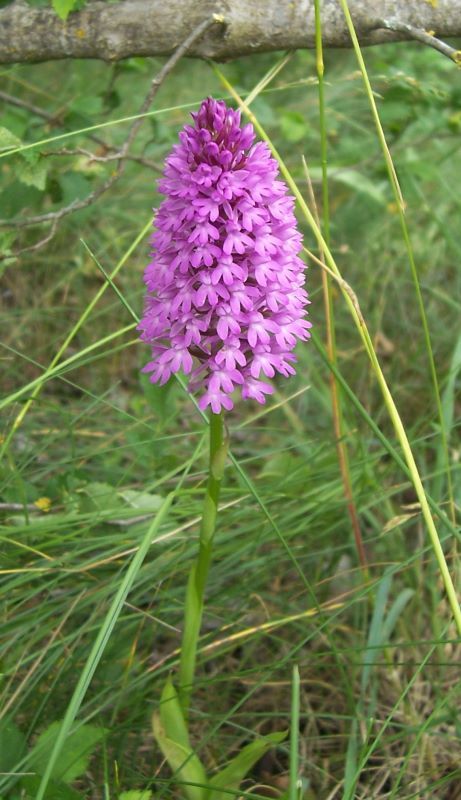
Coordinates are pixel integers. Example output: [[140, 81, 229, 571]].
[[372, 18, 461, 64], [0, 171, 119, 228], [0, 15, 222, 239], [43, 146, 161, 171], [303, 244, 365, 327], [0, 219, 59, 262], [0, 502, 41, 512], [0, 89, 114, 150], [0, 89, 57, 122]]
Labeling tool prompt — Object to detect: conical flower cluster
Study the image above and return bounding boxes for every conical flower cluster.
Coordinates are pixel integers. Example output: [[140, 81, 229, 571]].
[[139, 97, 311, 412]]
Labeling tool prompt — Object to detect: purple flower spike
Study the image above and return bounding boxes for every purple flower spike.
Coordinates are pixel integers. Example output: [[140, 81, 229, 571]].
[[139, 97, 311, 413]]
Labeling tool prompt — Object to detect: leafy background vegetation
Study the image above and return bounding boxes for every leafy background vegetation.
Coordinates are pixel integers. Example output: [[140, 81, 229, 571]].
[[1, 28, 461, 800]]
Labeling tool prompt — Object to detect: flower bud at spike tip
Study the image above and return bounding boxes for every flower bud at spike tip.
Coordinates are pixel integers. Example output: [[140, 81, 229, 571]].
[[139, 97, 311, 413]]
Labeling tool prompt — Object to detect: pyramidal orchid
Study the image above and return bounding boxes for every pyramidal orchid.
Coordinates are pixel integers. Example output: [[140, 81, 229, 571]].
[[139, 97, 311, 412]]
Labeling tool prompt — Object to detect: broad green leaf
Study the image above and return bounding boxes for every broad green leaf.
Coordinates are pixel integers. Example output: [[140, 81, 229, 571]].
[[441, 333, 461, 436], [118, 489, 163, 512], [208, 730, 287, 800], [77, 481, 123, 514], [0, 127, 21, 152], [70, 95, 103, 117], [16, 156, 47, 191], [152, 678, 207, 800], [280, 111, 309, 143], [28, 721, 106, 784], [151, 728, 207, 800], [121, 57, 150, 73], [58, 173, 92, 205], [119, 792, 152, 800], [0, 719, 27, 772], [0, 179, 43, 218], [158, 676, 192, 751], [333, 169, 387, 206], [20, 775, 81, 800], [360, 572, 392, 696], [0, 232, 18, 275], [381, 588, 415, 644], [52, 0, 79, 20]]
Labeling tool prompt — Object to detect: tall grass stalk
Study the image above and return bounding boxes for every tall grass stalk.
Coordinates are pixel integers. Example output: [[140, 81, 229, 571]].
[[215, 69, 461, 636], [338, 0, 455, 524], [289, 665, 301, 800], [312, 0, 367, 572]]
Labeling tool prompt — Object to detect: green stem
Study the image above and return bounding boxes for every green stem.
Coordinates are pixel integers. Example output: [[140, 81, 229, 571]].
[[178, 411, 228, 716], [338, 0, 455, 525]]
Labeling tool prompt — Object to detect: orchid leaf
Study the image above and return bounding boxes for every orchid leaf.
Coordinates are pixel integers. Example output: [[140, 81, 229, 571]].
[[209, 730, 287, 800], [152, 677, 207, 800]]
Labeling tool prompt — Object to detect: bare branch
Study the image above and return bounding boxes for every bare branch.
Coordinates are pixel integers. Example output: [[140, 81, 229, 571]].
[[0, 89, 58, 121], [0, 86, 161, 170], [373, 18, 461, 63], [0, 89, 115, 150], [0, 172, 118, 229], [1, 0, 461, 65], [1, 220, 58, 262]]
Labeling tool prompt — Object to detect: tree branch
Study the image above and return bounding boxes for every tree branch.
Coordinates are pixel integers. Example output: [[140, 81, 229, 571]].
[[0, 0, 461, 65]]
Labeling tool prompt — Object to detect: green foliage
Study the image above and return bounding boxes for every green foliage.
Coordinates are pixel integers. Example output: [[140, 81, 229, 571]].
[[153, 678, 208, 800], [51, 0, 82, 19], [0, 126, 47, 189], [28, 721, 106, 784], [208, 731, 287, 800], [0, 720, 27, 773], [279, 110, 309, 143], [20, 776, 82, 800], [329, 168, 387, 206], [0, 126, 21, 151], [153, 677, 286, 800], [0, 720, 104, 799]]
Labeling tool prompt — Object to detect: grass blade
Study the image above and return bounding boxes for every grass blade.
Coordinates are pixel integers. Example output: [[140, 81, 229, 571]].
[[34, 493, 174, 800], [289, 665, 300, 800]]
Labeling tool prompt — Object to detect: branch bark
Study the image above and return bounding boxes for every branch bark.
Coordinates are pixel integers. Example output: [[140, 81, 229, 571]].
[[1, 0, 461, 65]]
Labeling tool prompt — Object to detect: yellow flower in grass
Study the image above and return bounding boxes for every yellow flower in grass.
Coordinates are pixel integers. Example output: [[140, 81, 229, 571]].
[[34, 497, 52, 513]]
